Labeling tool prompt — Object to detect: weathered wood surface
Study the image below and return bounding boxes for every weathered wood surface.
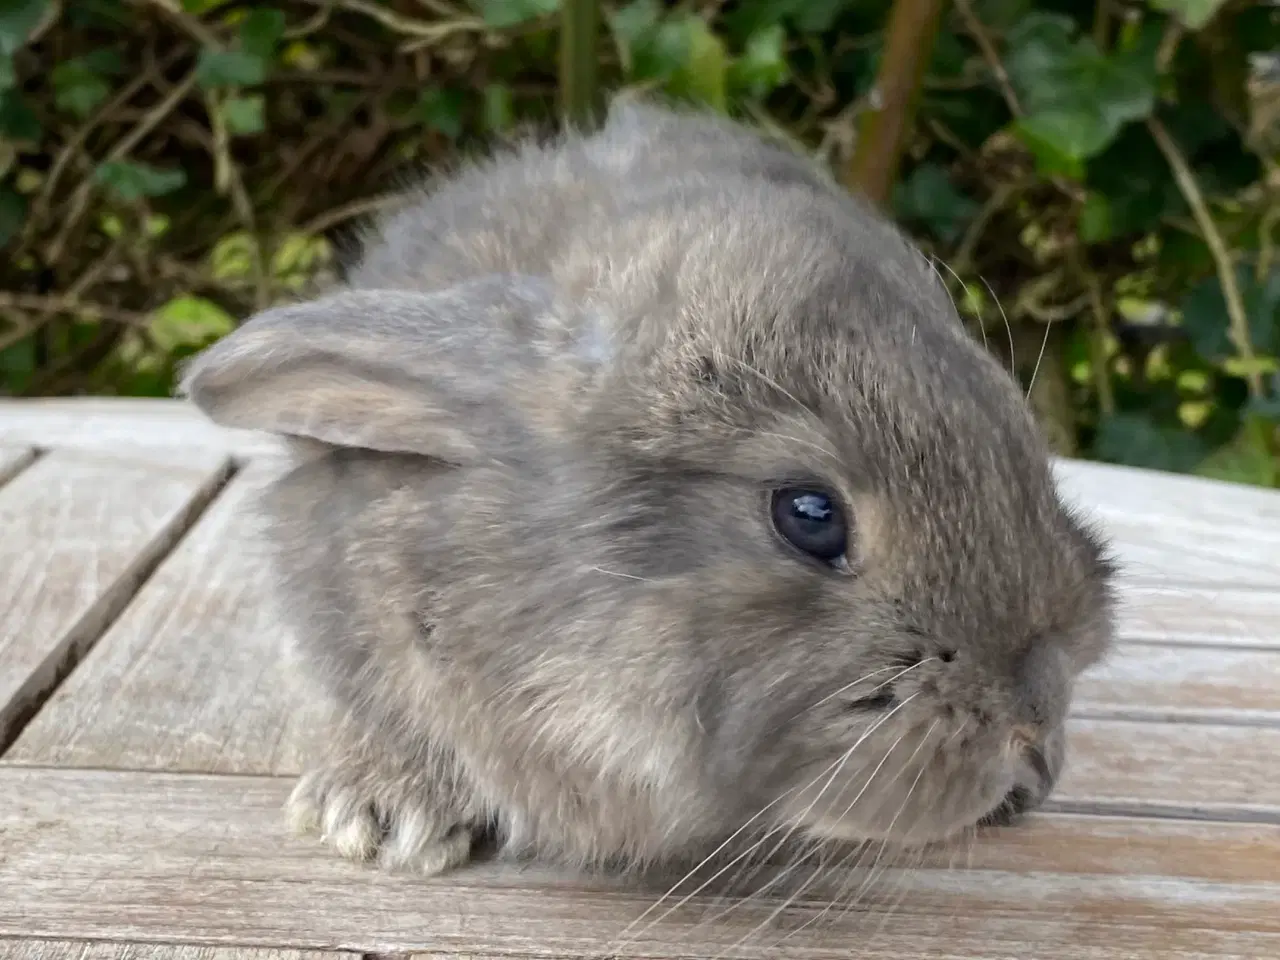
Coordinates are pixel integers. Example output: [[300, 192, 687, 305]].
[[7, 460, 327, 774], [3, 769, 1279, 958], [0, 943, 349, 960], [1, 397, 1279, 959], [0, 446, 229, 750]]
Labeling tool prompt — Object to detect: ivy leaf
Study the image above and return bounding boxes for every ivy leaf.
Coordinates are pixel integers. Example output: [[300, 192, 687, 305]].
[[221, 93, 264, 135], [1180, 265, 1280, 363], [672, 16, 728, 110], [1147, 0, 1229, 30], [1094, 412, 1208, 473], [94, 160, 187, 201], [729, 24, 789, 98], [1004, 13, 1157, 173], [414, 88, 465, 138], [482, 82, 513, 132], [892, 163, 979, 244], [0, 0, 50, 55], [239, 7, 286, 60], [51, 52, 123, 117], [1194, 427, 1279, 487], [195, 49, 267, 89], [472, 0, 558, 28], [149, 295, 236, 351]]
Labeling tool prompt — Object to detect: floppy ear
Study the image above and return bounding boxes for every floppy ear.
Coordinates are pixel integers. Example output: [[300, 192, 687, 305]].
[[178, 276, 553, 462]]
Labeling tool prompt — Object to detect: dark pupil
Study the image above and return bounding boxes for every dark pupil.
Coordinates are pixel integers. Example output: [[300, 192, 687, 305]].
[[772, 488, 847, 563]]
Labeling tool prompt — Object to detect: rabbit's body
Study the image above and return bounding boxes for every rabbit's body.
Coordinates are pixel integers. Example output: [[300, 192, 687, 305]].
[[182, 100, 1116, 877]]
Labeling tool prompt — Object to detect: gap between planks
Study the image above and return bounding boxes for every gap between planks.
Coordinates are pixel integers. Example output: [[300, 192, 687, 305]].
[[0, 447, 239, 753]]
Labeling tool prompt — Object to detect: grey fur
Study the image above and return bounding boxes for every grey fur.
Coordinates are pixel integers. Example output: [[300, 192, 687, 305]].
[[179, 99, 1117, 877]]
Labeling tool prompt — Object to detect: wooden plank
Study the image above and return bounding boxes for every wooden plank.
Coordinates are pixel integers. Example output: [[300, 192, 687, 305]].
[[6, 461, 327, 775], [1055, 458, 1280, 530], [1055, 718, 1280, 819], [0, 448, 230, 751], [0, 942, 348, 960], [1053, 460, 1280, 590], [1075, 644, 1280, 723], [0, 399, 286, 461], [1118, 584, 1280, 649], [1, 769, 1278, 959], [0, 446, 36, 486]]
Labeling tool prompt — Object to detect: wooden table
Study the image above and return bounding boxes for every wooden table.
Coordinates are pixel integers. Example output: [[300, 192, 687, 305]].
[[2, 397, 1279, 960]]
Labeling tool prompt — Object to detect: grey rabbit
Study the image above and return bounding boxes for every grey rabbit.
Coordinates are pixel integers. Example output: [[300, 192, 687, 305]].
[[180, 98, 1117, 877]]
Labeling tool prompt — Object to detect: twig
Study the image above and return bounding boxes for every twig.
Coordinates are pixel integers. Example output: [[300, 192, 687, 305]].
[[0, 293, 149, 355], [953, 0, 1022, 117], [25, 50, 184, 248], [142, 0, 224, 48], [294, 0, 483, 41], [301, 192, 409, 235], [1147, 116, 1264, 398], [46, 68, 202, 263], [1081, 263, 1117, 416]]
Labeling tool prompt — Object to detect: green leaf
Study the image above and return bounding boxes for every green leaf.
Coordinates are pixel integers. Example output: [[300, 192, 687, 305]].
[[0, 183, 25, 246], [52, 53, 122, 117], [414, 88, 465, 138], [1180, 265, 1280, 363], [0, 0, 50, 55], [0, 89, 38, 139], [194, 48, 266, 89], [609, 0, 660, 66], [473, 0, 558, 28], [632, 14, 730, 110], [0, 52, 14, 91], [239, 7, 285, 60], [221, 93, 265, 135], [892, 163, 979, 244], [482, 82, 513, 132], [1094, 412, 1208, 473], [93, 160, 187, 201], [1004, 13, 1157, 172], [1147, 0, 1229, 30], [729, 24, 790, 98], [1194, 427, 1279, 487], [1078, 193, 1113, 243], [149, 295, 237, 351]]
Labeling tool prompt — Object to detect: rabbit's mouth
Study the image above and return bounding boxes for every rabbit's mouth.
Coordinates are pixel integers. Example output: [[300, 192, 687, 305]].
[[977, 743, 1054, 827]]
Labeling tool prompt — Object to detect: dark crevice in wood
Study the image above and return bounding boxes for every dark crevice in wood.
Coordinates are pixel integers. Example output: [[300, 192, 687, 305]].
[[0, 446, 42, 490], [0, 458, 240, 756]]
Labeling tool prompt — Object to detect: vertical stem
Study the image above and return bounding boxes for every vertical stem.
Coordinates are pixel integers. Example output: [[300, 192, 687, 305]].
[[844, 0, 949, 208], [560, 0, 601, 129]]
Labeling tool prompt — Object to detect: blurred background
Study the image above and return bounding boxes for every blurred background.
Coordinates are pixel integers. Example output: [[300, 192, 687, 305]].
[[0, 0, 1277, 484]]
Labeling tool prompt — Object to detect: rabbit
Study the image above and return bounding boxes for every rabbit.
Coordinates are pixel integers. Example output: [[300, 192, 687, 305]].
[[179, 97, 1118, 879]]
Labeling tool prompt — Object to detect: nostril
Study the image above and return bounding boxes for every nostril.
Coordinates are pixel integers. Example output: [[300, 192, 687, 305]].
[[939, 649, 956, 663]]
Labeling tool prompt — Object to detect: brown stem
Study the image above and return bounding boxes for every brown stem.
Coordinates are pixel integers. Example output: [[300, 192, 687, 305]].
[[844, 0, 949, 208]]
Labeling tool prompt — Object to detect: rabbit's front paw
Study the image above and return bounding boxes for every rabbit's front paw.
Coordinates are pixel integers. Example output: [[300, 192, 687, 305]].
[[286, 757, 481, 875]]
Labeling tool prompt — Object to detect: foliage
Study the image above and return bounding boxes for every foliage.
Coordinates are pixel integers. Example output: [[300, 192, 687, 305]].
[[0, 0, 1277, 486]]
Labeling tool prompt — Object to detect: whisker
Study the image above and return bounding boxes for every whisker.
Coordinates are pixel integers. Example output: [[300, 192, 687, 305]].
[[1026, 316, 1053, 400]]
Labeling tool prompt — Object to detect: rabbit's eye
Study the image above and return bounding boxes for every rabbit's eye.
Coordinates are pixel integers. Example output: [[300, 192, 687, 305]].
[[771, 488, 848, 565]]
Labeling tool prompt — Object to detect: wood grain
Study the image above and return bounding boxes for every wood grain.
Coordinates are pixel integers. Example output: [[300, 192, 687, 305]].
[[2, 768, 1278, 959], [1054, 460, 1280, 589], [6, 461, 327, 774], [0, 448, 230, 750], [1076, 643, 1280, 723], [1056, 718, 1280, 818], [0, 943, 347, 960], [0, 446, 36, 486], [0, 399, 285, 461], [1117, 584, 1280, 648]]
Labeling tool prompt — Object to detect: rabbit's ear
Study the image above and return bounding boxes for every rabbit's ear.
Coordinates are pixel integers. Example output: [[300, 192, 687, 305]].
[[178, 278, 549, 462]]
